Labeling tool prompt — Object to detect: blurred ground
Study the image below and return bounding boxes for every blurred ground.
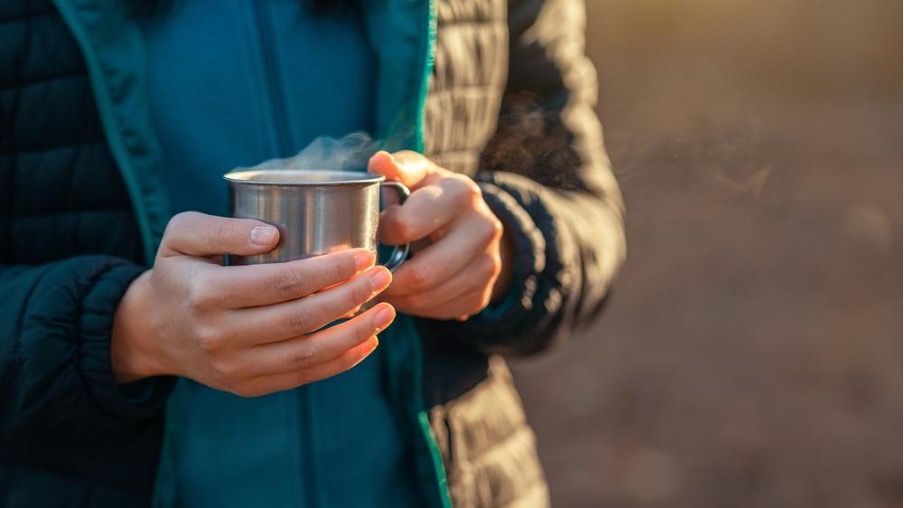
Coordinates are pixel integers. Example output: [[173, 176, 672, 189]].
[[509, 1, 902, 506]]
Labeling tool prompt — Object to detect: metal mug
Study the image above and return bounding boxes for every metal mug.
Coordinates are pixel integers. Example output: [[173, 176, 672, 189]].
[[224, 169, 409, 269]]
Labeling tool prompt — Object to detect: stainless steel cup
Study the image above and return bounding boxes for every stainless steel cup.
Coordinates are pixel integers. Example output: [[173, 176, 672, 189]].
[[224, 169, 409, 269]]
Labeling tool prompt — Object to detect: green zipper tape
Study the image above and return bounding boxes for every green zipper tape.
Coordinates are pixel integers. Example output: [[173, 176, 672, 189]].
[[413, 0, 437, 154], [412, 1, 453, 507]]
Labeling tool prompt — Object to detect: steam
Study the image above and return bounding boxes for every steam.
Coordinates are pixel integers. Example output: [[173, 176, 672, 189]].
[[243, 132, 383, 172], [604, 113, 775, 198]]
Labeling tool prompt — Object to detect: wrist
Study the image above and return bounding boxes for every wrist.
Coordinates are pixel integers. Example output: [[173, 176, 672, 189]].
[[490, 226, 515, 304], [111, 271, 166, 383]]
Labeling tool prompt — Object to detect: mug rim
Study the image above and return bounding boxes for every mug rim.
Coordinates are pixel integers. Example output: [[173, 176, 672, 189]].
[[224, 169, 385, 186]]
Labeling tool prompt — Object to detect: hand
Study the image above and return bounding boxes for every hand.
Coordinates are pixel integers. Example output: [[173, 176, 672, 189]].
[[110, 212, 395, 397], [368, 151, 512, 321]]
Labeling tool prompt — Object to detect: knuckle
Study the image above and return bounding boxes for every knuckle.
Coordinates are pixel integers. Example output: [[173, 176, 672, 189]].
[[167, 211, 200, 232], [214, 219, 251, 249], [466, 297, 488, 318], [213, 358, 242, 381], [195, 326, 222, 352], [215, 221, 234, 246], [292, 344, 320, 370], [277, 267, 306, 298], [490, 216, 504, 239], [391, 213, 417, 242], [479, 288, 494, 309], [339, 360, 359, 375], [452, 176, 482, 202], [185, 291, 205, 313], [466, 180, 483, 200], [490, 262, 502, 283], [387, 295, 412, 313], [482, 256, 501, 281], [328, 262, 347, 285], [476, 218, 499, 244], [337, 255, 358, 280], [292, 370, 315, 388], [186, 280, 217, 312], [354, 320, 376, 343], [334, 354, 360, 375], [350, 276, 374, 303], [164, 213, 187, 236], [219, 380, 239, 395], [288, 308, 316, 334], [407, 263, 434, 291], [227, 379, 262, 398]]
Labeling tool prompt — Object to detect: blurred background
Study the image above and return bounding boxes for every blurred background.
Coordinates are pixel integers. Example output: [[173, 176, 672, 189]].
[[509, 1, 902, 506]]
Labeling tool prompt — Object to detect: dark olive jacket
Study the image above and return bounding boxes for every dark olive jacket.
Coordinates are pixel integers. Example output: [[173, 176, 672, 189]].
[[0, 0, 624, 506]]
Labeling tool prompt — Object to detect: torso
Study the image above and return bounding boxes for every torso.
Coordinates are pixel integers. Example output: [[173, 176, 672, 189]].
[[141, 2, 420, 506]]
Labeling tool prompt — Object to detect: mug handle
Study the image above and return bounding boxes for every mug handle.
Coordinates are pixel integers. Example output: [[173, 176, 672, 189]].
[[380, 181, 410, 272]]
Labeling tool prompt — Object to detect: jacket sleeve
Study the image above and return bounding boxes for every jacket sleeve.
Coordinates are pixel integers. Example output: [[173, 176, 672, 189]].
[[0, 256, 175, 442], [423, 0, 626, 356]]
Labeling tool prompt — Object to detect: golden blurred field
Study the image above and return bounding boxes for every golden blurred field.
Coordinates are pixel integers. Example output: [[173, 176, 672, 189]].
[[511, 1, 901, 506]]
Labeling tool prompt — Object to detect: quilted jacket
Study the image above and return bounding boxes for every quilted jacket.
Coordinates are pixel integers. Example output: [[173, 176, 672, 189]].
[[0, 0, 625, 507]]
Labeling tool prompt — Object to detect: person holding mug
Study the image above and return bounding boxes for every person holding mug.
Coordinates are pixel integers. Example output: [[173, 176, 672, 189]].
[[0, 0, 625, 507]]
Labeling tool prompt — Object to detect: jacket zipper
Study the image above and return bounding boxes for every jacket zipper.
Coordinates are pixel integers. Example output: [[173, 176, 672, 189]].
[[250, 6, 319, 508], [253, 2, 293, 156], [298, 384, 321, 508], [412, 3, 453, 508], [413, 0, 437, 154]]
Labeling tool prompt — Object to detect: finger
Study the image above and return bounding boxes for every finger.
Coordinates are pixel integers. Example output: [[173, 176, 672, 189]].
[[160, 211, 279, 258], [235, 337, 380, 397], [368, 150, 435, 190], [225, 266, 393, 345], [378, 176, 477, 245], [383, 253, 498, 314], [244, 303, 394, 377], [383, 213, 501, 298], [208, 249, 376, 308], [394, 290, 491, 321]]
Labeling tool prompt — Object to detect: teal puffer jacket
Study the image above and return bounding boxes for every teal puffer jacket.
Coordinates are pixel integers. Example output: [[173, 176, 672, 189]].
[[0, 0, 625, 507]]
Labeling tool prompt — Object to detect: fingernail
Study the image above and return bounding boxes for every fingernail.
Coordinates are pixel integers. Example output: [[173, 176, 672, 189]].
[[355, 251, 376, 271], [369, 268, 392, 292], [369, 151, 390, 164], [250, 225, 278, 245]]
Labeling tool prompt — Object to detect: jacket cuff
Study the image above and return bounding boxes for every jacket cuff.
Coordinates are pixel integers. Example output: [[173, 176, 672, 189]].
[[460, 180, 553, 340], [79, 261, 176, 422], [478, 182, 540, 317]]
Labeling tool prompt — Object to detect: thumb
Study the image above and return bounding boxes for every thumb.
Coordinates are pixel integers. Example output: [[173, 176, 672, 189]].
[[159, 211, 280, 258], [368, 150, 433, 189]]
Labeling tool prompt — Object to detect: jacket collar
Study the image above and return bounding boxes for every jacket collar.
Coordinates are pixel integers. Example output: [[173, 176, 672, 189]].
[[53, 0, 170, 264]]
